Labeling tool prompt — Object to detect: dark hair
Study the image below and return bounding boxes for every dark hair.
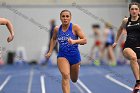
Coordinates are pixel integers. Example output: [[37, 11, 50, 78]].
[[92, 24, 100, 28], [60, 10, 71, 16], [129, 2, 140, 10]]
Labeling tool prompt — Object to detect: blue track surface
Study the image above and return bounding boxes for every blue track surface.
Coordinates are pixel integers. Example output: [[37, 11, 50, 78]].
[[0, 64, 136, 93]]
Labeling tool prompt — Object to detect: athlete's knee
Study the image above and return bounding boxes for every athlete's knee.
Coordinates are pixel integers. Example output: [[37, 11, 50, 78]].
[[62, 73, 70, 80], [130, 56, 137, 62]]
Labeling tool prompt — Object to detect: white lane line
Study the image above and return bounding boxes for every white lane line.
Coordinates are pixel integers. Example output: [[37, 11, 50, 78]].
[[27, 68, 34, 93], [40, 75, 46, 93], [105, 74, 138, 92], [73, 83, 85, 93], [0, 75, 11, 91], [77, 79, 92, 93]]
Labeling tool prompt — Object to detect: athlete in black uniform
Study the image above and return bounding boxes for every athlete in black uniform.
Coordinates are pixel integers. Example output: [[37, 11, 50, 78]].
[[113, 2, 140, 93]]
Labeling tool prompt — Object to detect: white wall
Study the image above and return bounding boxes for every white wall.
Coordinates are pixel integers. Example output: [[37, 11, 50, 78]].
[[0, 3, 128, 62], [0, 0, 127, 4]]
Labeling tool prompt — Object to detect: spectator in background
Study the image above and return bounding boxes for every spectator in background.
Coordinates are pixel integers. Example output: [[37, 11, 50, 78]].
[[41, 19, 58, 65], [117, 29, 128, 65], [101, 22, 116, 66], [88, 24, 102, 66], [48, 19, 58, 54]]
